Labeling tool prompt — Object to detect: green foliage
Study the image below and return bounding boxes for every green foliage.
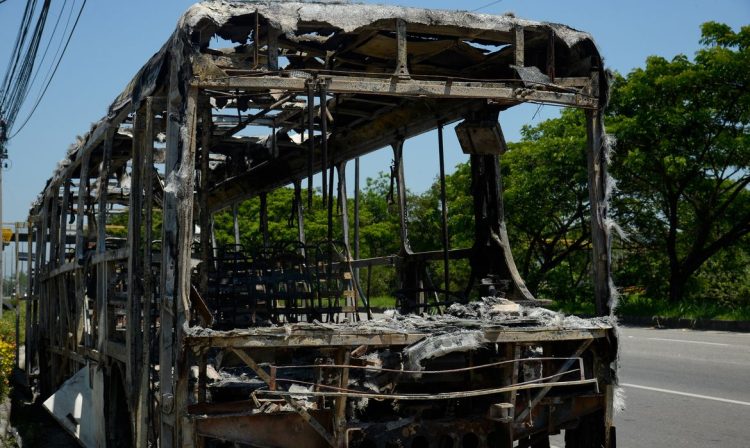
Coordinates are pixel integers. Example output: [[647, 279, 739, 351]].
[[214, 188, 304, 251], [615, 293, 750, 322], [0, 308, 17, 399], [609, 22, 750, 302], [209, 21, 750, 317], [689, 244, 750, 310], [407, 163, 474, 293], [107, 209, 163, 241], [409, 109, 595, 303], [2, 272, 27, 297], [503, 109, 592, 301], [354, 175, 402, 298], [410, 162, 474, 251], [357, 173, 402, 258], [0, 339, 13, 398], [0, 312, 15, 342], [213, 175, 404, 298]]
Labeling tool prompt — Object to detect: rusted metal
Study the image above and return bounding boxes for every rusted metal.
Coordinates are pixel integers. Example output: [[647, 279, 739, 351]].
[[514, 24, 525, 67], [333, 349, 351, 442], [320, 81, 329, 208], [230, 347, 337, 447], [260, 191, 269, 247], [258, 377, 598, 401], [267, 24, 279, 71], [270, 356, 587, 375], [128, 103, 146, 443], [139, 97, 156, 447], [185, 326, 610, 348], [194, 75, 599, 108], [392, 139, 411, 256], [231, 202, 240, 245], [395, 19, 410, 78], [294, 180, 306, 251], [587, 105, 613, 316], [515, 339, 594, 423], [23, 3, 617, 447], [194, 411, 333, 448], [438, 122, 450, 305], [307, 79, 316, 208]]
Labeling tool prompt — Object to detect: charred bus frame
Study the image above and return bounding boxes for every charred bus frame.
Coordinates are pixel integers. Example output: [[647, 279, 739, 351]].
[[25, 2, 617, 447]]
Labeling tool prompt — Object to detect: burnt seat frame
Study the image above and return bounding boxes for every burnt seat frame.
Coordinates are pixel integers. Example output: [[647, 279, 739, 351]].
[[25, 3, 616, 447]]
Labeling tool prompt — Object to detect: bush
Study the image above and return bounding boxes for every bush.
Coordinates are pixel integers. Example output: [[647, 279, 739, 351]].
[[0, 338, 14, 399], [615, 292, 750, 321], [0, 306, 19, 399]]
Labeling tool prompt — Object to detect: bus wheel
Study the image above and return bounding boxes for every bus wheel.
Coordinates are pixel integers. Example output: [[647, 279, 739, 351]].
[[564, 411, 605, 448]]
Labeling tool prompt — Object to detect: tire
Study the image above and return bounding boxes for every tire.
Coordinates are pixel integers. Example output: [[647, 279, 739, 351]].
[[564, 411, 605, 448]]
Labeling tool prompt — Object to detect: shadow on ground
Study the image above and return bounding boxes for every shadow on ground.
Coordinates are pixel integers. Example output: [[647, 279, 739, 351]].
[[10, 368, 78, 448]]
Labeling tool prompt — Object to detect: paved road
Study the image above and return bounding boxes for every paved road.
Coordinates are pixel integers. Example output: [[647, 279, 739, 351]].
[[553, 326, 750, 447]]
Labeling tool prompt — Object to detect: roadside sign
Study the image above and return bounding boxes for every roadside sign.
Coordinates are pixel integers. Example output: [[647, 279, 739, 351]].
[[1, 227, 12, 243]]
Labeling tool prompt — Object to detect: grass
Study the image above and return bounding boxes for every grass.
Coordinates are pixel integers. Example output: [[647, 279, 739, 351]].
[[615, 294, 750, 321], [366, 295, 398, 310], [547, 300, 595, 316], [367, 293, 750, 321], [550, 294, 750, 321], [1, 299, 23, 401], [0, 298, 25, 344]]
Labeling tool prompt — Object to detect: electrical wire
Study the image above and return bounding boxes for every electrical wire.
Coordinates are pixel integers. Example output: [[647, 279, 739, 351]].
[[8, 0, 87, 139], [36, 0, 77, 89], [1, 0, 39, 106], [26, 0, 72, 99], [472, 0, 504, 12], [1, 0, 50, 132]]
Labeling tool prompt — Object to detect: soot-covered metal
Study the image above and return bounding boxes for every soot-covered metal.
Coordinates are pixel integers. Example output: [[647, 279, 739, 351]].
[[25, 2, 618, 447]]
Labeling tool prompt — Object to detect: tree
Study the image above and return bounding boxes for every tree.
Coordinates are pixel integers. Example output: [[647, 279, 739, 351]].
[[214, 187, 306, 251], [408, 112, 593, 301], [609, 22, 750, 302], [501, 109, 592, 299], [211, 176, 405, 298], [356, 173, 402, 258], [409, 162, 475, 252], [3, 272, 28, 297]]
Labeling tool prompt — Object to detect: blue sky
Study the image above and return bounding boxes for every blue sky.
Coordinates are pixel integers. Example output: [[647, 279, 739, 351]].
[[0, 0, 747, 224]]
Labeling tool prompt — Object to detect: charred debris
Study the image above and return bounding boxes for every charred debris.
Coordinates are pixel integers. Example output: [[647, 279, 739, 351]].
[[24, 2, 618, 447]]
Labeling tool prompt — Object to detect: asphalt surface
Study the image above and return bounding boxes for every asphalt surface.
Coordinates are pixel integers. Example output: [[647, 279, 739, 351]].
[[553, 326, 750, 447]]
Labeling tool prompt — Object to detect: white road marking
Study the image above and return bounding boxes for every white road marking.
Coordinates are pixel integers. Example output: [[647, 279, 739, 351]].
[[627, 335, 736, 347], [621, 383, 750, 407], [645, 337, 731, 347]]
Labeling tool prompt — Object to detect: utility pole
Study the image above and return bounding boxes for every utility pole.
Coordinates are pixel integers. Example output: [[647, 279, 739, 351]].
[[15, 223, 20, 367], [0, 119, 6, 319]]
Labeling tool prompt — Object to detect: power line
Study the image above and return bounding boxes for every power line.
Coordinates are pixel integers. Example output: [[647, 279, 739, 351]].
[[31, 0, 77, 104], [472, 0, 504, 13], [8, 0, 87, 140], [1, 0, 40, 108], [1, 0, 51, 136], [26, 0, 72, 97], [4, 1, 52, 130], [1, 0, 78, 140]]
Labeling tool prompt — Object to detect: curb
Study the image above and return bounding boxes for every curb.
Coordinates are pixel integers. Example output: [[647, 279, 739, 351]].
[[0, 394, 11, 445], [618, 315, 750, 332]]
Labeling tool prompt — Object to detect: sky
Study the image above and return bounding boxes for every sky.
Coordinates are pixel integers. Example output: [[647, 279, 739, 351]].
[[0, 0, 748, 226]]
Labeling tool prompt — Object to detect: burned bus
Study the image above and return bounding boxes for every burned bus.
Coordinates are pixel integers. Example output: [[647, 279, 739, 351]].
[[25, 2, 618, 447]]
